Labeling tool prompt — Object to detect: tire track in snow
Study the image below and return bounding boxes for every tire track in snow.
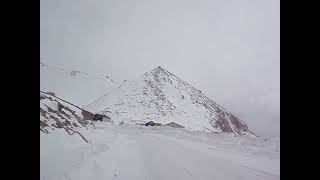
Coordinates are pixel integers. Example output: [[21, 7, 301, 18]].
[[135, 131, 279, 180]]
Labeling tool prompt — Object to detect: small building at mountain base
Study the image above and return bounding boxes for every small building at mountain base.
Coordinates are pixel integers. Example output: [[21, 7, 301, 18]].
[[163, 122, 185, 128], [145, 121, 155, 126], [93, 114, 111, 122], [145, 121, 162, 126]]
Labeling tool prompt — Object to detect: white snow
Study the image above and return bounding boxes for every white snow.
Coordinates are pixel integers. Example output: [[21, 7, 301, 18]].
[[41, 99, 59, 111], [41, 125, 279, 180], [40, 62, 117, 107]]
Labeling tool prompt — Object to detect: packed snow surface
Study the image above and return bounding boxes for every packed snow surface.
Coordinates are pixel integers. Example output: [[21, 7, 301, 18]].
[[41, 124, 279, 180]]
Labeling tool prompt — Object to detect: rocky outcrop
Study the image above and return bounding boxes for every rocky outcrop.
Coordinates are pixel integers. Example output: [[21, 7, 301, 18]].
[[40, 92, 92, 133]]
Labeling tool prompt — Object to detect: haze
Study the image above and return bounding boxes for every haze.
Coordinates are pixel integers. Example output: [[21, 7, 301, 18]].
[[40, 0, 280, 137]]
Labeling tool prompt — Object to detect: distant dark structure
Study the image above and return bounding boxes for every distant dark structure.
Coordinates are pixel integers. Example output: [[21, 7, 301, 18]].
[[154, 122, 162, 126], [164, 122, 185, 128], [145, 121, 155, 126], [93, 114, 111, 122], [145, 121, 162, 126]]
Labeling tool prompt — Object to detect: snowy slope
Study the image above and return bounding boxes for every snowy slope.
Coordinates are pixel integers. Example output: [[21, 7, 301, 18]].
[[86, 66, 252, 135], [40, 61, 117, 107], [40, 91, 96, 135], [41, 125, 279, 180]]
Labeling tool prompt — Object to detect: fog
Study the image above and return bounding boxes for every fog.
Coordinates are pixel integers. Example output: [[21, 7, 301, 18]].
[[41, 0, 279, 137]]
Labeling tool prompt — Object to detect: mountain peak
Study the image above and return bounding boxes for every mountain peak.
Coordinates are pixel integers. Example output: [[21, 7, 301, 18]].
[[151, 66, 166, 73], [144, 66, 171, 79], [148, 65, 176, 78]]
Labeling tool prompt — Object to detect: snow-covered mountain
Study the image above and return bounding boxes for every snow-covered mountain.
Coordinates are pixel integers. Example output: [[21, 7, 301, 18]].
[[40, 61, 117, 107], [86, 66, 253, 135]]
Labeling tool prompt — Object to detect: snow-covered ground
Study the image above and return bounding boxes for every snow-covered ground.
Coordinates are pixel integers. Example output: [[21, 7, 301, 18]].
[[40, 124, 279, 180]]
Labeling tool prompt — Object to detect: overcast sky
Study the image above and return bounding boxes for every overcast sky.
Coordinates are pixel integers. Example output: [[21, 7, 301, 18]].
[[41, 0, 280, 137]]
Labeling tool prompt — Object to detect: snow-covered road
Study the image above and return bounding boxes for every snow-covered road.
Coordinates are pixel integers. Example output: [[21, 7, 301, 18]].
[[40, 125, 280, 180]]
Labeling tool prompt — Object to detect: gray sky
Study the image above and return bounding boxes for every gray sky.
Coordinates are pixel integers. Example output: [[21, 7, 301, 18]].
[[41, 0, 280, 137]]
